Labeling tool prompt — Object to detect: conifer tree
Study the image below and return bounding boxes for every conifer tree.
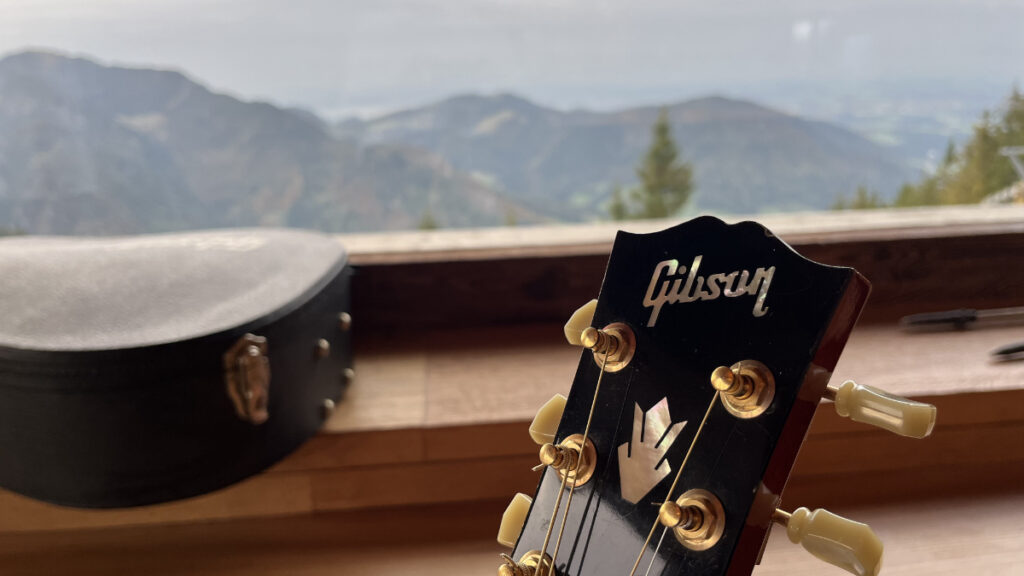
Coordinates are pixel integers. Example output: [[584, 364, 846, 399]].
[[832, 186, 885, 210], [632, 109, 694, 218], [608, 109, 694, 219], [895, 87, 1024, 206], [418, 209, 439, 230], [608, 186, 629, 221]]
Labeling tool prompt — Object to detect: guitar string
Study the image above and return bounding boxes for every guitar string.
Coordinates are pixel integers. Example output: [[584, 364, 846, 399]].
[[643, 526, 669, 576], [536, 346, 609, 573], [547, 350, 610, 572], [626, 390, 721, 576], [537, 453, 571, 571]]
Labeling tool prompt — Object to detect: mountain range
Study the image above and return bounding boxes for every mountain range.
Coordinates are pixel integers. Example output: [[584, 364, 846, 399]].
[[0, 51, 920, 235], [338, 94, 920, 219], [0, 51, 531, 235]]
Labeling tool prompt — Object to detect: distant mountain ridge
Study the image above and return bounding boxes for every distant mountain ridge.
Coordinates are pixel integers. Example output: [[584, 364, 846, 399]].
[[337, 93, 920, 218], [0, 51, 534, 235], [0, 50, 920, 236]]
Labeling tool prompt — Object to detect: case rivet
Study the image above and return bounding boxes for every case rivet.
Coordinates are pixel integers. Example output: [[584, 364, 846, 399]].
[[315, 338, 331, 358], [343, 367, 355, 382], [321, 398, 336, 419], [338, 312, 352, 331]]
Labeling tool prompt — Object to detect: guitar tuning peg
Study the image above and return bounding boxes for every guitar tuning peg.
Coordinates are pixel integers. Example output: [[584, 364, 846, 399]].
[[529, 394, 566, 445], [772, 507, 883, 576], [710, 360, 776, 419], [826, 380, 937, 438], [497, 493, 533, 548], [564, 299, 598, 346]]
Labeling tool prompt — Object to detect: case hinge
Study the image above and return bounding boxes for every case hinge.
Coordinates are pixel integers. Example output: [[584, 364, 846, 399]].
[[224, 333, 270, 425]]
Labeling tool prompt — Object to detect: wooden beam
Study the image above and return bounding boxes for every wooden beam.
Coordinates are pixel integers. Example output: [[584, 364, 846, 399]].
[[1, 494, 1022, 575], [345, 207, 1024, 335], [3, 322, 1023, 533]]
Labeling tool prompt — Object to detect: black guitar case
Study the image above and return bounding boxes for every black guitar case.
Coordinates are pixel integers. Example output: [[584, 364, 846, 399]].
[[0, 229, 353, 508]]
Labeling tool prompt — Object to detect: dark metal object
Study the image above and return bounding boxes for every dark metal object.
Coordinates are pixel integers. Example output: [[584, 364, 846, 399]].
[[0, 229, 353, 509], [900, 306, 1024, 331], [223, 333, 271, 425], [992, 341, 1024, 362]]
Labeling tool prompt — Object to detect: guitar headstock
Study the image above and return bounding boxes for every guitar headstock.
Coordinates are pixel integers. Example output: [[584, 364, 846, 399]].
[[497, 217, 936, 576]]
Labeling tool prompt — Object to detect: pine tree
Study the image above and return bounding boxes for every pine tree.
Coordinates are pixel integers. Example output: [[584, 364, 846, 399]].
[[942, 139, 957, 167], [418, 209, 439, 230], [608, 109, 694, 219], [896, 87, 1024, 206], [945, 113, 1002, 204], [832, 186, 885, 210], [608, 186, 629, 221], [631, 109, 694, 218], [503, 207, 518, 227]]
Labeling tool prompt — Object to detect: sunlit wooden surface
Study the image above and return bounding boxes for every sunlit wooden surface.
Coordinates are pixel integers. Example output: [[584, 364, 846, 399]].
[[328, 322, 1024, 432], [340, 204, 1024, 263], [0, 494, 1020, 575], [1, 324, 1022, 533], [1, 321, 1022, 574]]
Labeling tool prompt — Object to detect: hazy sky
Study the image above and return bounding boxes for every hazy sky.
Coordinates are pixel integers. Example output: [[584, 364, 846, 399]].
[[2, 0, 1022, 118]]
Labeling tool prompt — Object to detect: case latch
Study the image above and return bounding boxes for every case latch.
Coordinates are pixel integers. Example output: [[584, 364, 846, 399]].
[[224, 333, 270, 425]]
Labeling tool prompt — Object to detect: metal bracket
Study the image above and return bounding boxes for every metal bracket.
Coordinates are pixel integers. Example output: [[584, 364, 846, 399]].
[[224, 333, 270, 425]]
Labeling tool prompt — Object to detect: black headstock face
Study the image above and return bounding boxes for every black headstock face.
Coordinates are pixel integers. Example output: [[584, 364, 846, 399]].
[[510, 217, 869, 576]]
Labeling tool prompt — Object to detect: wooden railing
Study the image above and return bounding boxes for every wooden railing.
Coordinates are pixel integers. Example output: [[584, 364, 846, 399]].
[[2, 204, 1023, 535]]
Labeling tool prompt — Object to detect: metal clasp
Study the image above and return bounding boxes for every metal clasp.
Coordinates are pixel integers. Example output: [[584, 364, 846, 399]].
[[224, 333, 270, 425]]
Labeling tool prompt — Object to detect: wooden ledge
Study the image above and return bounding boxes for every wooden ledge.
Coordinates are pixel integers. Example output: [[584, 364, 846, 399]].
[[346, 206, 1024, 334], [1, 493, 1022, 575], [2, 324, 1022, 533], [341, 205, 1024, 264], [329, 322, 1024, 433]]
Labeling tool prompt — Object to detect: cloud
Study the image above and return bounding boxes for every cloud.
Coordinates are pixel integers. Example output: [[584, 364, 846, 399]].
[[792, 18, 832, 43], [792, 19, 815, 43]]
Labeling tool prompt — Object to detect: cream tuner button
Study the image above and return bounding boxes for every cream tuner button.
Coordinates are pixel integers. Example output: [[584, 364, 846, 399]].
[[564, 299, 598, 346], [529, 394, 566, 445], [497, 493, 533, 548], [826, 380, 937, 438], [773, 507, 883, 576]]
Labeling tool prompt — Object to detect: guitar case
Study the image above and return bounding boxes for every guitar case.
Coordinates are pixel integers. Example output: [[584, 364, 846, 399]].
[[0, 228, 353, 509]]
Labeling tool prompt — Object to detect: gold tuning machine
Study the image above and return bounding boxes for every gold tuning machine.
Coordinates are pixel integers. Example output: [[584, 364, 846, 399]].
[[563, 300, 635, 372], [772, 506, 883, 576], [581, 323, 635, 371], [498, 551, 552, 576], [825, 380, 937, 438], [710, 360, 775, 419], [658, 489, 725, 551], [529, 394, 596, 487], [535, 433, 596, 487]]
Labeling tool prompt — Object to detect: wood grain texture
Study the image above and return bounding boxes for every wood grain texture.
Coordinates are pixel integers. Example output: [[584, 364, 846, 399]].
[[1, 494, 1021, 575], [345, 207, 1024, 334], [0, 325, 1019, 532], [0, 473, 312, 533], [2, 325, 1022, 533], [341, 205, 1024, 263], [337, 322, 1024, 432]]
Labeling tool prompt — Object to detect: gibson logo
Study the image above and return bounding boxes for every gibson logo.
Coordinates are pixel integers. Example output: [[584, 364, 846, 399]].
[[642, 256, 775, 327]]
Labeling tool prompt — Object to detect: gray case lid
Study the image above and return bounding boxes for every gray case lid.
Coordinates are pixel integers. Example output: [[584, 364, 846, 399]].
[[0, 228, 347, 352]]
